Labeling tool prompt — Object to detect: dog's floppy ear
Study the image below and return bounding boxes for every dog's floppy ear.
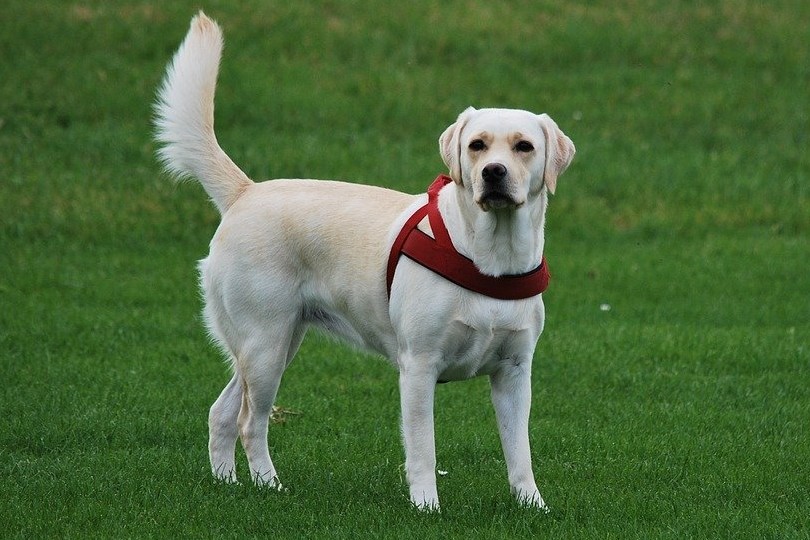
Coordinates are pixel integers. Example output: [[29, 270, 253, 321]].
[[537, 113, 575, 195], [439, 107, 476, 184]]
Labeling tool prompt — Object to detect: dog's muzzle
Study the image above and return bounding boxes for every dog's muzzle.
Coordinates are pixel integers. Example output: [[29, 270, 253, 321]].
[[477, 163, 520, 210]]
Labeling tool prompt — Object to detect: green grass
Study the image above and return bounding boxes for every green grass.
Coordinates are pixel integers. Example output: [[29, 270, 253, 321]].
[[1, 0, 808, 537]]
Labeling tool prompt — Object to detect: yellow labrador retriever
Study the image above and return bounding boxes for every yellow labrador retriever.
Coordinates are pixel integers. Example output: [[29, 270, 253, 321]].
[[155, 12, 574, 511]]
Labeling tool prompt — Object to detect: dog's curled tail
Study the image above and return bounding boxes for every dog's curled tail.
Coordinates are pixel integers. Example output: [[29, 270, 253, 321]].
[[154, 12, 252, 215]]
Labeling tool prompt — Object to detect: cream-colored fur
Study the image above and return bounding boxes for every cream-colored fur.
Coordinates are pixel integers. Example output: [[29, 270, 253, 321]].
[[155, 12, 575, 512]]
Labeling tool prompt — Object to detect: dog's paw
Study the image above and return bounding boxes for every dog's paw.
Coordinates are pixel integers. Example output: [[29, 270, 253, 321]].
[[410, 487, 441, 513], [211, 464, 238, 484], [253, 472, 285, 492], [514, 486, 549, 513]]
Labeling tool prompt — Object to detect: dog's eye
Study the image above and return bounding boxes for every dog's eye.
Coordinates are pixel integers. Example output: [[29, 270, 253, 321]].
[[514, 141, 535, 153], [468, 139, 486, 152]]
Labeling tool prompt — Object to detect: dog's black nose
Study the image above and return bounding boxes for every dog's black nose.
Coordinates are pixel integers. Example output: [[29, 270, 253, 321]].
[[482, 163, 508, 183]]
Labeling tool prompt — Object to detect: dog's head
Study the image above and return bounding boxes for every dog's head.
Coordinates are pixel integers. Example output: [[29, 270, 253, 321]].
[[439, 107, 575, 211]]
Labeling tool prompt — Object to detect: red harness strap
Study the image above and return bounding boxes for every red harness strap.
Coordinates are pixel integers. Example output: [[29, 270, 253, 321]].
[[386, 175, 550, 300]]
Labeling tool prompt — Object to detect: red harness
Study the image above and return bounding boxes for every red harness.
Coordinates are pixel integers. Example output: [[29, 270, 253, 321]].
[[386, 175, 550, 300]]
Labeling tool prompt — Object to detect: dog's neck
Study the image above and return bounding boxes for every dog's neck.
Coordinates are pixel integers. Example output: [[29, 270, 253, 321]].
[[438, 183, 547, 277]]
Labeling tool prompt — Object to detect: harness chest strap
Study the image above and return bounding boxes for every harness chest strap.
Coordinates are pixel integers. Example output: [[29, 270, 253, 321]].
[[386, 175, 550, 300]]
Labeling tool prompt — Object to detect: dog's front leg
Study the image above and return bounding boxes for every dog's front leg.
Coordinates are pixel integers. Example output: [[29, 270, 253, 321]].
[[399, 361, 440, 511], [490, 362, 547, 511]]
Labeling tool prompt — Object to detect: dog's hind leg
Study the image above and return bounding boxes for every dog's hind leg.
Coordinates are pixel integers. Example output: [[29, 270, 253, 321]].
[[208, 369, 242, 482], [236, 317, 303, 489]]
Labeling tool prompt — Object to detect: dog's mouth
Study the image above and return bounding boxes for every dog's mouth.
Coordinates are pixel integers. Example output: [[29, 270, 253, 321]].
[[476, 191, 522, 211]]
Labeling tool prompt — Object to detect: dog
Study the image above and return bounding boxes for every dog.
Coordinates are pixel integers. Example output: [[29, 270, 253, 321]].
[[154, 12, 574, 511]]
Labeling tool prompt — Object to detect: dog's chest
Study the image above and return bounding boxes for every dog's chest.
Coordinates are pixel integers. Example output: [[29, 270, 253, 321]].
[[436, 305, 541, 382]]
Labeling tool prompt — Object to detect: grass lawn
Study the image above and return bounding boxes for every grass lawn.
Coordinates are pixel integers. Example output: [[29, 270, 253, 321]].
[[1, 0, 808, 538]]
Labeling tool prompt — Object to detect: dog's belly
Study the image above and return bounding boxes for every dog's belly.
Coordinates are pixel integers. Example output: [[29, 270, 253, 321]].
[[436, 320, 537, 382]]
